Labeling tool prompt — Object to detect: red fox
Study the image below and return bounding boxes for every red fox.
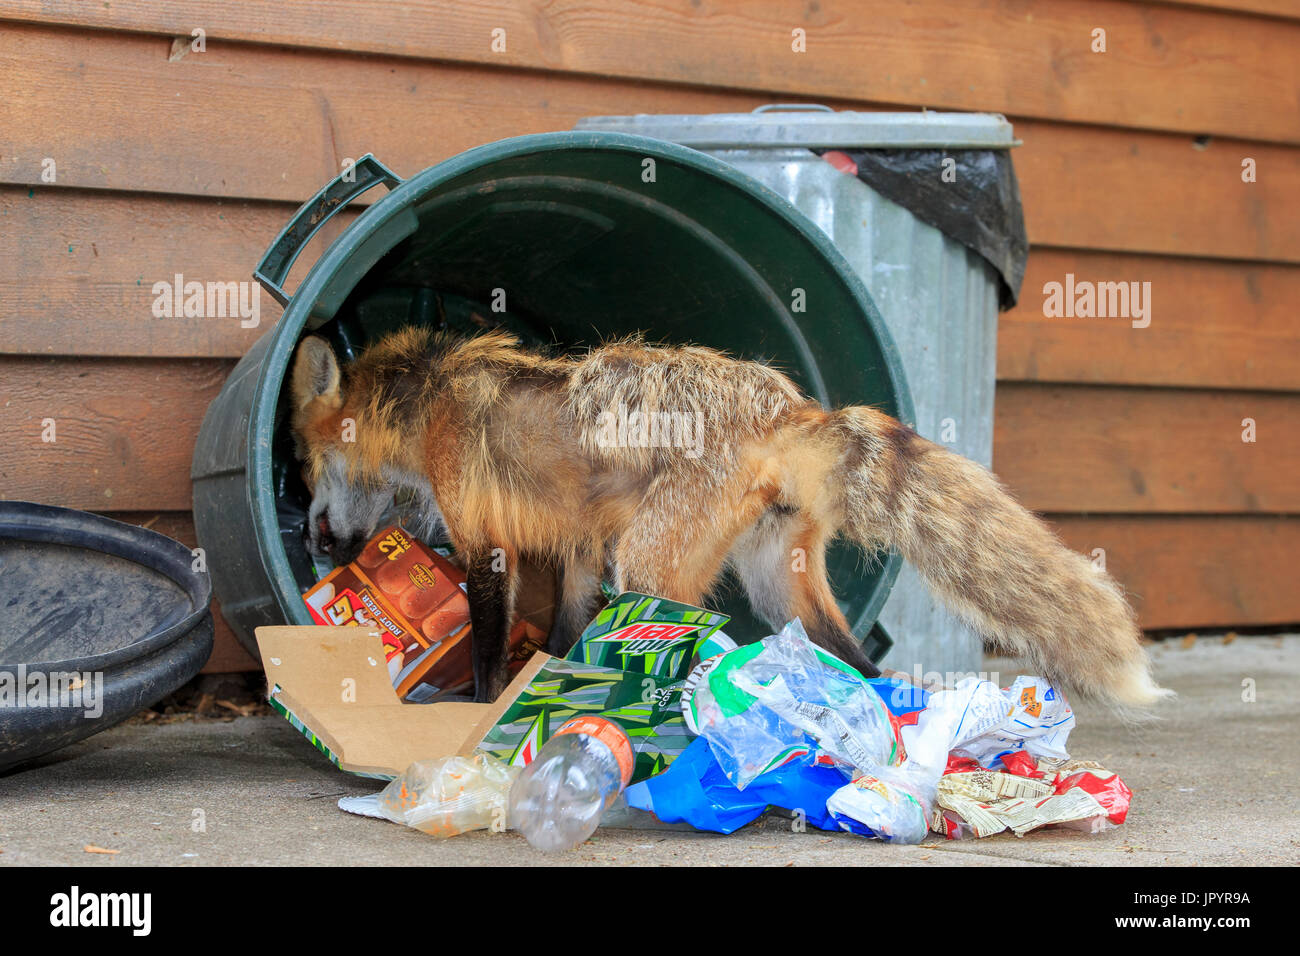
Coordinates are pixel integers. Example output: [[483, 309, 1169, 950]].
[[290, 327, 1169, 706]]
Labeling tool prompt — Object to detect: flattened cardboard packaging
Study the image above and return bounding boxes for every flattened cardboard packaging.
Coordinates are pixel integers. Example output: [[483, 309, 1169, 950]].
[[255, 625, 547, 779], [566, 592, 729, 679]]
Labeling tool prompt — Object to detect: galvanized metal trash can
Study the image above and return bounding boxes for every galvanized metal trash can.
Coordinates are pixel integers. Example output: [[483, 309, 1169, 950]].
[[577, 108, 1027, 679]]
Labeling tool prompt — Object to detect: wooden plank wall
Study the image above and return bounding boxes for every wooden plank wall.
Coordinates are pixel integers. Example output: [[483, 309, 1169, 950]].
[[1, 1, 1296, 671]]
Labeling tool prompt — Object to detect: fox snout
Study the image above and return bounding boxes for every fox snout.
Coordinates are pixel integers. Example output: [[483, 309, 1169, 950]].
[[303, 470, 394, 566], [306, 511, 367, 566]]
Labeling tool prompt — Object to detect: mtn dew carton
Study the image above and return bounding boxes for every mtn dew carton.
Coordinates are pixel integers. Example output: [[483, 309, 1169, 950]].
[[474, 593, 729, 782], [566, 592, 730, 680]]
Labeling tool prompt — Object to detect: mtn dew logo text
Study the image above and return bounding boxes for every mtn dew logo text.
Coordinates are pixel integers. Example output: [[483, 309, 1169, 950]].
[[569, 592, 730, 681], [590, 621, 704, 656]]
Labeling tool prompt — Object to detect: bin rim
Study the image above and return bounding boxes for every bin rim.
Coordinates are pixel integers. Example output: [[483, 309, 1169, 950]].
[[574, 109, 1018, 150], [246, 130, 913, 631]]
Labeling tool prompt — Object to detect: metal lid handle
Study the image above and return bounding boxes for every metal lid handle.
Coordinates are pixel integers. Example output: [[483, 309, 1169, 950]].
[[752, 103, 835, 113]]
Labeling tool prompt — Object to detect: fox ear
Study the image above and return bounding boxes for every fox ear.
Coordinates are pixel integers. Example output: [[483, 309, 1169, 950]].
[[291, 336, 342, 412]]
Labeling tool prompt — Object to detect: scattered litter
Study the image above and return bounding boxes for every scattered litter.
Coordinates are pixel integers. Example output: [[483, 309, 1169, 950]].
[[261, 569, 1135, 851], [668, 618, 1126, 845], [826, 677, 1011, 843], [477, 592, 729, 782], [932, 757, 1131, 838], [680, 620, 1027, 843], [684, 619, 901, 789], [625, 735, 849, 835], [83, 845, 120, 855], [328, 592, 727, 843], [950, 676, 1075, 767], [339, 753, 518, 838], [256, 622, 541, 778]]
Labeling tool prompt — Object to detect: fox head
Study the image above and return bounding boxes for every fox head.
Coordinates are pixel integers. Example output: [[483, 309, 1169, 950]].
[[288, 335, 396, 565]]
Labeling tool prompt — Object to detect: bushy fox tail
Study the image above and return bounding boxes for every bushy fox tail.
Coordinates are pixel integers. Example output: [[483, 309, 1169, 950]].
[[826, 406, 1171, 708]]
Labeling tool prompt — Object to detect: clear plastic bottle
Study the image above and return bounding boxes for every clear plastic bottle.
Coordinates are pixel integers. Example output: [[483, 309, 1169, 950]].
[[508, 715, 635, 851]]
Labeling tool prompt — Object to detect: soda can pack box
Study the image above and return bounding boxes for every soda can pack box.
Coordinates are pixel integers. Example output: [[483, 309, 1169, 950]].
[[303, 526, 542, 701], [476, 592, 731, 782]]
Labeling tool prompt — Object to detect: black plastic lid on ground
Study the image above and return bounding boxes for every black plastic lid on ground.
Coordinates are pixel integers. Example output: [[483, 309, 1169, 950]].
[[0, 501, 214, 772]]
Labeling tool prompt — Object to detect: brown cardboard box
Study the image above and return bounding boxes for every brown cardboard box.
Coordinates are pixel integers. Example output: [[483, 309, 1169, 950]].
[[302, 526, 545, 701], [256, 624, 551, 779]]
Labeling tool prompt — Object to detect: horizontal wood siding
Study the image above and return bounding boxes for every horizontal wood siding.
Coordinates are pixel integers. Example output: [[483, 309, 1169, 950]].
[[0, 2, 1295, 670], [2, 24, 1296, 262], [1, 0, 1296, 142]]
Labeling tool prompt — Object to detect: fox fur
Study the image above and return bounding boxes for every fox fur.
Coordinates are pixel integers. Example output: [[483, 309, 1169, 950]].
[[290, 326, 1169, 707]]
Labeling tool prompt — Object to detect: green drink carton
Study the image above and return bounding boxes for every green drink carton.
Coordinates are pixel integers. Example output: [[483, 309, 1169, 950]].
[[475, 593, 730, 782]]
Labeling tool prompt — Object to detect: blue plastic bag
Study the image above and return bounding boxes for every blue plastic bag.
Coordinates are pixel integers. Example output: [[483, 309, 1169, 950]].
[[624, 735, 851, 835]]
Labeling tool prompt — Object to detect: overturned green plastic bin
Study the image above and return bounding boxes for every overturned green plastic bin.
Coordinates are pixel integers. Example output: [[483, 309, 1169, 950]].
[[191, 132, 913, 662]]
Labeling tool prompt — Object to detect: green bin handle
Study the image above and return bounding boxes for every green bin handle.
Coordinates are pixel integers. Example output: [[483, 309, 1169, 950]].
[[253, 154, 403, 307]]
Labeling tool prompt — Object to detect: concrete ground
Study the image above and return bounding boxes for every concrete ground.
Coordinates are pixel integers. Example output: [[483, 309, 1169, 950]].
[[1, 635, 1296, 866]]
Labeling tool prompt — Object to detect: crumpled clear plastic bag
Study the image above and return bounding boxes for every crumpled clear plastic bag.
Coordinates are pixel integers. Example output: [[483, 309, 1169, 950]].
[[338, 753, 520, 838], [689, 619, 899, 790], [949, 676, 1075, 767], [827, 677, 1010, 843], [690, 619, 1014, 843]]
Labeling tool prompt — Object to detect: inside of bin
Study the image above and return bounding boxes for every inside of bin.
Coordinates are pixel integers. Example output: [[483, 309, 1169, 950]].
[[269, 147, 904, 647]]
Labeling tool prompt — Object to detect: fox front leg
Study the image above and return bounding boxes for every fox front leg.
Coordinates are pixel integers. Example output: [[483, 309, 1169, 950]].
[[464, 547, 517, 702], [546, 555, 603, 657]]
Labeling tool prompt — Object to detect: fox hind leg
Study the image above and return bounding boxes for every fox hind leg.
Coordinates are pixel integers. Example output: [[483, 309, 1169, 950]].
[[615, 478, 881, 677], [795, 570, 881, 679], [729, 507, 881, 678], [612, 471, 764, 608], [727, 506, 799, 628]]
